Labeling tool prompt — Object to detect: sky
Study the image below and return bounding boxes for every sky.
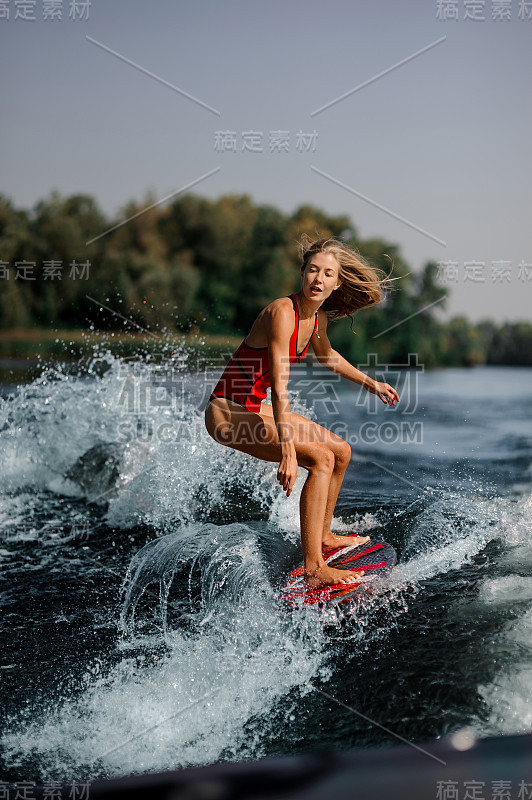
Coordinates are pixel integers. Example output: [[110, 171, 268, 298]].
[[1, 0, 531, 324]]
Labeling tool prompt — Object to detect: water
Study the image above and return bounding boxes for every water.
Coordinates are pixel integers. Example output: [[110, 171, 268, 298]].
[[0, 345, 531, 783]]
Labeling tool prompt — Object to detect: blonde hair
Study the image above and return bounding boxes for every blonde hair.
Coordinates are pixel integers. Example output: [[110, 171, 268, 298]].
[[297, 233, 394, 333]]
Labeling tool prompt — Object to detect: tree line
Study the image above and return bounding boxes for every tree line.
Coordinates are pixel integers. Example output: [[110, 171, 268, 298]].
[[0, 190, 530, 367]]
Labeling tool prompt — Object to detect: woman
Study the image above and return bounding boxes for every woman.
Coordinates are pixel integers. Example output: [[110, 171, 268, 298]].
[[204, 235, 400, 589]]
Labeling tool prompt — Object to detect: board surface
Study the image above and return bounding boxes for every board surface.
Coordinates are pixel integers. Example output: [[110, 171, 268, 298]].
[[282, 538, 397, 607]]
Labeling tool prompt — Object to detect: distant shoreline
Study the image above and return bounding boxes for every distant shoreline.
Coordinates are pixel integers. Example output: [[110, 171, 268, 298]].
[[0, 329, 245, 388], [0, 327, 242, 346], [1, 328, 531, 372], [0, 327, 243, 360]]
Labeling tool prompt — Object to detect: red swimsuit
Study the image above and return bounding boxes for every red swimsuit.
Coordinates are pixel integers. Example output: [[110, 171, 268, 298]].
[[208, 294, 318, 414]]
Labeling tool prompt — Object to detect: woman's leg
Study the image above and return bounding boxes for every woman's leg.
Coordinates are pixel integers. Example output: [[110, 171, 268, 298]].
[[204, 398, 366, 587], [259, 404, 369, 553]]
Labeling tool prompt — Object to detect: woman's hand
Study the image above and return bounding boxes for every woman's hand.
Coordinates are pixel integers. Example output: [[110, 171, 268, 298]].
[[277, 447, 298, 497], [368, 380, 400, 406]]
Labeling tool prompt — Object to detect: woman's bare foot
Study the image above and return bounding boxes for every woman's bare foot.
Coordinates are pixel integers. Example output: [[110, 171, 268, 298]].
[[304, 563, 365, 588], [322, 533, 370, 554]]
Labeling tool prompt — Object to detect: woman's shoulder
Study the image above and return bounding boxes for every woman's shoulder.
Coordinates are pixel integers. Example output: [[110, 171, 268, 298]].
[[243, 295, 294, 348], [265, 295, 294, 314], [261, 295, 294, 324], [255, 296, 295, 340]]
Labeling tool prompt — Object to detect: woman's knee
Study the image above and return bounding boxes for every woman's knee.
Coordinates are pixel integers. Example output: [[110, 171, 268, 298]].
[[204, 404, 233, 445], [306, 444, 335, 475], [334, 440, 351, 470]]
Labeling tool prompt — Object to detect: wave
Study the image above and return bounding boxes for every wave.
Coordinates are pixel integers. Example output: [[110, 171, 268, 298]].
[[2, 350, 531, 779]]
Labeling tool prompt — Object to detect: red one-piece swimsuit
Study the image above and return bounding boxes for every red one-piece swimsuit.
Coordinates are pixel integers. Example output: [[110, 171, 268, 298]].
[[208, 294, 318, 414]]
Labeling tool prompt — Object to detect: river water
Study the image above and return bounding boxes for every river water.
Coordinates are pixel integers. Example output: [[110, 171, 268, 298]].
[[0, 346, 531, 782]]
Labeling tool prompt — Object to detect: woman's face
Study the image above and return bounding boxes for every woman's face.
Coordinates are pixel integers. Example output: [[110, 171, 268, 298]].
[[301, 251, 342, 301]]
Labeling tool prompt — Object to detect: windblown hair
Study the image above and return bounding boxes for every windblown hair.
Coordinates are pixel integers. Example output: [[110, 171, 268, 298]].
[[298, 233, 394, 333]]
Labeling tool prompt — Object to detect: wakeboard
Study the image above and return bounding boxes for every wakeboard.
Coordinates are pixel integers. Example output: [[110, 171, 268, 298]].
[[282, 538, 396, 607]]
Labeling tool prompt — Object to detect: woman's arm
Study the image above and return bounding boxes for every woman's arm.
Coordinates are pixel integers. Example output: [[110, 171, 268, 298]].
[[310, 308, 399, 406], [264, 302, 299, 496]]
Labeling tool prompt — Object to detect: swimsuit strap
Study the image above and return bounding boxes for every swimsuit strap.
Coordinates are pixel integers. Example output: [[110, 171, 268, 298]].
[[288, 293, 318, 359], [288, 294, 318, 321]]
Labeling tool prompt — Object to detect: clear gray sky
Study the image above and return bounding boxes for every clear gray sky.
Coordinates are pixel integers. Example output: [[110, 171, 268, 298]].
[[1, 0, 531, 323]]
